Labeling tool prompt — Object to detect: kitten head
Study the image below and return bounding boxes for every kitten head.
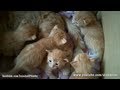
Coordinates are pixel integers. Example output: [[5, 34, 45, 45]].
[[16, 23, 38, 41], [70, 53, 95, 74], [72, 11, 96, 27], [46, 49, 69, 70], [49, 25, 67, 45]]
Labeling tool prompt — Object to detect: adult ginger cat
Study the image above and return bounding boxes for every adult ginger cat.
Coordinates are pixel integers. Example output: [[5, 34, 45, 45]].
[[0, 20, 38, 56], [7, 25, 69, 75], [72, 11, 104, 61], [69, 53, 99, 79], [41, 49, 72, 79]]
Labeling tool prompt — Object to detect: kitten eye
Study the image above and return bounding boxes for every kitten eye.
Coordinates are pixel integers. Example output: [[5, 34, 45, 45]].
[[49, 60, 52, 62]]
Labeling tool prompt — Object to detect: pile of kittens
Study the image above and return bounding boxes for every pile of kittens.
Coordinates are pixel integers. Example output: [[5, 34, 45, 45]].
[[0, 11, 104, 79]]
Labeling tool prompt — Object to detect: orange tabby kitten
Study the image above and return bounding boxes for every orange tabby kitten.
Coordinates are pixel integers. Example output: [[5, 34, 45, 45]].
[[7, 25, 68, 75], [0, 20, 38, 56], [41, 49, 71, 79], [69, 53, 97, 79], [72, 11, 104, 61]]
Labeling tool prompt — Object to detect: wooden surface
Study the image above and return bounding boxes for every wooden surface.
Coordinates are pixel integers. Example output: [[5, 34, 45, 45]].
[[101, 11, 120, 79]]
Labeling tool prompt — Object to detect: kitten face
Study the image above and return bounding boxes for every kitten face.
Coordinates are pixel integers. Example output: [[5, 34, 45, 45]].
[[70, 53, 94, 73], [72, 11, 95, 27], [46, 49, 69, 70]]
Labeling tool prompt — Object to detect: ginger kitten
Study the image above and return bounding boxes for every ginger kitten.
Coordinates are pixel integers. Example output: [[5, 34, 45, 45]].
[[41, 49, 71, 79], [72, 11, 104, 61], [7, 25, 68, 75], [69, 53, 98, 79]]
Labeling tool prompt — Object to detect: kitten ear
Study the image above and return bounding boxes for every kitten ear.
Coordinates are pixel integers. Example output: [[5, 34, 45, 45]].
[[49, 25, 58, 37], [63, 59, 69, 63], [60, 38, 67, 45], [46, 49, 52, 53], [70, 61, 77, 66], [53, 25, 58, 30]]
